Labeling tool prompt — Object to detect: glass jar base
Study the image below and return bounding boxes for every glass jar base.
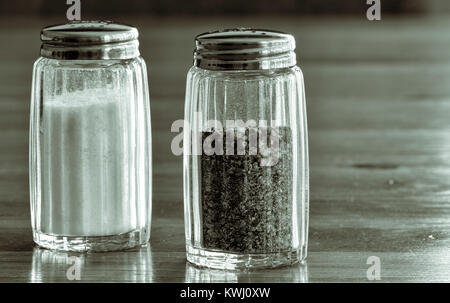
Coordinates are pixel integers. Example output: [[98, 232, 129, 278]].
[[32, 227, 149, 252], [186, 244, 306, 270]]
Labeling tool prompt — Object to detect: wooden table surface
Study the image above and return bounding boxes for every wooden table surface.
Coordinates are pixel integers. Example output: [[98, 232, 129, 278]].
[[1, 15, 450, 282]]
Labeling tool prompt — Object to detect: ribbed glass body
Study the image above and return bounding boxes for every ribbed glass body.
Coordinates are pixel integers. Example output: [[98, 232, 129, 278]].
[[184, 66, 309, 269], [29, 57, 152, 252]]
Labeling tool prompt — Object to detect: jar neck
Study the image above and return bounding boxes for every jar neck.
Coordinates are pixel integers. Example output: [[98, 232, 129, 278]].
[[193, 51, 296, 71], [40, 40, 140, 60]]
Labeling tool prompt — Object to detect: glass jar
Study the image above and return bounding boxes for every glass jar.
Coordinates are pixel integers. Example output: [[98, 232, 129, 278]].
[[29, 21, 152, 252], [183, 29, 309, 269]]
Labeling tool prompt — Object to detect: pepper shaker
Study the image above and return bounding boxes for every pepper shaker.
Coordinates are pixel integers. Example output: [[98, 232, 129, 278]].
[[29, 21, 152, 252], [183, 29, 309, 269]]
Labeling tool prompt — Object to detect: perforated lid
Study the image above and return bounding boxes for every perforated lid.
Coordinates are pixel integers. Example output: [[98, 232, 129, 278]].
[[40, 21, 140, 60], [194, 28, 297, 70]]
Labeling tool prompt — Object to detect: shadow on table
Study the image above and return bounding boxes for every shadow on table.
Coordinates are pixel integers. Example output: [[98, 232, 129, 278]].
[[185, 261, 309, 283], [29, 245, 153, 282]]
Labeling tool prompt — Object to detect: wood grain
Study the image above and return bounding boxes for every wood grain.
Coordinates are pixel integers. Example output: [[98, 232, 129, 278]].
[[1, 16, 450, 282]]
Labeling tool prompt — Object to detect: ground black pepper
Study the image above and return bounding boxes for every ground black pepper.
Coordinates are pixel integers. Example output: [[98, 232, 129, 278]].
[[201, 127, 293, 253]]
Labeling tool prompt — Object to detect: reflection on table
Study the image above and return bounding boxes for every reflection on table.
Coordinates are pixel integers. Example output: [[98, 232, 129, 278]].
[[30, 245, 153, 282], [185, 261, 308, 283]]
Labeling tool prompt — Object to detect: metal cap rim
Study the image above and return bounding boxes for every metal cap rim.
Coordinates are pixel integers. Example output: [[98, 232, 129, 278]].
[[40, 21, 140, 60]]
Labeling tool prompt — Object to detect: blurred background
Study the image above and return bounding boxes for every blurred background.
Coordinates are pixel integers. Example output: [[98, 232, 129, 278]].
[[2, 0, 450, 282], [2, 0, 450, 16]]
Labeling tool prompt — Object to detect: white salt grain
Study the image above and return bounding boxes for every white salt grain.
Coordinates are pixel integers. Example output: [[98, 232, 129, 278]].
[[40, 89, 136, 236]]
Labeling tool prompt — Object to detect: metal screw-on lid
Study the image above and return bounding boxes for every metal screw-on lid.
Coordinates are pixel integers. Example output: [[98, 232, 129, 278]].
[[194, 28, 297, 70], [40, 21, 140, 60]]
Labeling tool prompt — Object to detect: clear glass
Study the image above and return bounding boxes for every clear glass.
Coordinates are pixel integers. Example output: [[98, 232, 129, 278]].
[[184, 66, 309, 269], [29, 57, 152, 252]]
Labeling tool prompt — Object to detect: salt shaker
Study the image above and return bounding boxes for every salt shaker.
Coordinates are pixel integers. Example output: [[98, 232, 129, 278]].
[[184, 29, 309, 269], [29, 21, 152, 252]]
